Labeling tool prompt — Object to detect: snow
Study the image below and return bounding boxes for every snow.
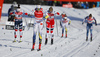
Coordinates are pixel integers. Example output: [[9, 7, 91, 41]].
[[0, 4, 100, 57]]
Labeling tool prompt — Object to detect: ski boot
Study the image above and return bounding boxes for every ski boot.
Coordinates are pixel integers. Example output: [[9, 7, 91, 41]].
[[51, 39, 53, 45], [37, 49, 41, 51], [65, 34, 67, 38], [19, 36, 22, 43], [19, 40, 22, 43], [13, 40, 16, 42], [13, 38, 16, 43], [90, 37, 92, 42], [45, 38, 48, 45], [37, 44, 41, 51], [61, 34, 63, 38], [31, 43, 35, 51], [86, 37, 88, 41]]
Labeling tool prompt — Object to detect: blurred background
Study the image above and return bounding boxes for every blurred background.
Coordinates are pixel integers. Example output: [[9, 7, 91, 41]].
[[3, 0, 100, 9]]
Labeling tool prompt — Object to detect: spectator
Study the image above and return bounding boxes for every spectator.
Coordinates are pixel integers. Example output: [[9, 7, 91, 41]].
[[81, 2, 85, 9], [85, 2, 89, 9], [53, 1, 57, 6], [96, 2, 100, 7], [93, 4, 96, 8], [75, 2, 82, 8]]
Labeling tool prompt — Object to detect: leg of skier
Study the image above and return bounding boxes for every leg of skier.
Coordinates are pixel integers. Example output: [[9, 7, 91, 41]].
[[38, 22, 43, 51], [19, 21, 23, 42], [61, 23, 65, 38], [31, 24, 38, 51], [51, 22, 54, 45], [61, 26, 64, 37], [51, 28, 54, 45], [45, 21, 50, 45], [45, 28, 49, 45], [65, 27, 67, 38], [86, 26, 89, 41], [90, 26, 93, 41], [65, 24, 68, 38], [13, 21, 18, 42]]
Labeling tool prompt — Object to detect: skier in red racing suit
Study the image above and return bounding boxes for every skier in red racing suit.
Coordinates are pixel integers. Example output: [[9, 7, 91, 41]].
[[45, 7, 60, 45]]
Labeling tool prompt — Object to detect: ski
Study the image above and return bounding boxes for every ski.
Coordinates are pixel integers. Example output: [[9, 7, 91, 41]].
[[37, 49, 41, 51], [12, 40, 22, 43], [61, 36, 67, 38], [31, 49, 35, 51], [18, 40, 22, 43], [13, 40, 17, 43]]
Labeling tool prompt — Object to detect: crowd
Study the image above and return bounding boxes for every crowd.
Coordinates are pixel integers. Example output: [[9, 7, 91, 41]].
[[47, 1, 100, 9], [4, 0, 100, 9]]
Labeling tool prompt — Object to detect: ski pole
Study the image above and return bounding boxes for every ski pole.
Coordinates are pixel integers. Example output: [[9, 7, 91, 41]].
[[27, 16, 32, 31], [56, 19, 58, 36], [24, 15, 28, 27]]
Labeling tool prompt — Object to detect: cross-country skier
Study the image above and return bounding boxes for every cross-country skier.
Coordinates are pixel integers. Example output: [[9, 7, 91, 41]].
[[82, 14, 97, 41], [60, 16, 71, 38], [61, 12, 66, 18], [60, 12, 67, 27], [8, 1, 18, 21], [10, 4, 28, 42], [29, 5, 44, 51], [45, 7, 60, 45]]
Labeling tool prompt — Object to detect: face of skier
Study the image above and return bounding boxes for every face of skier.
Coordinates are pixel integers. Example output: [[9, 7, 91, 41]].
[[64, 19, 67, 20], [64, 17, 67, 20], [36, 5, 41, 12], [49, 7, 53, 13], [37, 8, 41, 12], [49, 9, 53, 13], [62, 14, 66, 18], [89, 16, 92, 19]]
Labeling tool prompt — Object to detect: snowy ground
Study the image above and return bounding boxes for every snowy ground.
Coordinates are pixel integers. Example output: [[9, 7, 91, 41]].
[[0, 4, 100, 57]]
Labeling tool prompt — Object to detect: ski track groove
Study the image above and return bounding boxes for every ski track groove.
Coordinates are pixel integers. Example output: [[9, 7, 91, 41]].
[[70, 30, 99, 57], [6, 29, 98, 57], [62, 29, 99, 57], [67, 42, 90, 57]]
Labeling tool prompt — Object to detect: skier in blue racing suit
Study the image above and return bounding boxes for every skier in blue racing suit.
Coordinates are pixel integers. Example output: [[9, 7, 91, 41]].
[[82, 14, 97, 41]]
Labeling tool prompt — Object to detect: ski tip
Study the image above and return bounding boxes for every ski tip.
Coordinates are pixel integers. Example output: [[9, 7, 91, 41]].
[[19, 41, 22, 43], [12, 40, 16, 43]]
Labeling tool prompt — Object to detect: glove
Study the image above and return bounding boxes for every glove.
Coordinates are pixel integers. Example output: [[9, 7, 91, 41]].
[[28, 14, 32, 16], [57, 12, 60, 15], [10, 12, 13, 15], [60, 21, 62, 27], [25, 13, 28, 15], [45, 15, 49, 19], [68, 23, 70, 25]]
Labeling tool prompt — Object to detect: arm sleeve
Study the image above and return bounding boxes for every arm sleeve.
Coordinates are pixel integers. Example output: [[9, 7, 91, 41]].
[[83, 16, 88, 23], [54, 11, 60, 15], [93, 17, 97, 24]]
